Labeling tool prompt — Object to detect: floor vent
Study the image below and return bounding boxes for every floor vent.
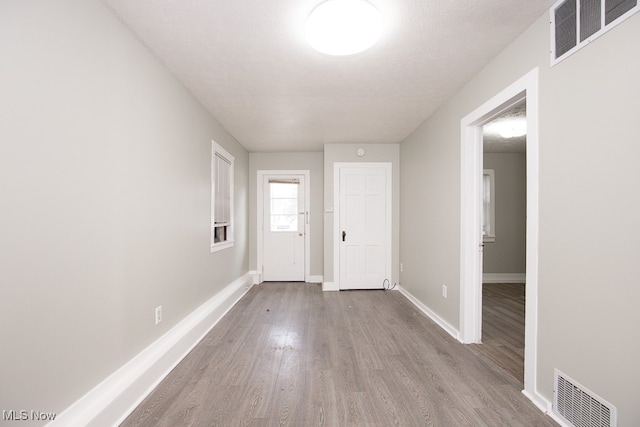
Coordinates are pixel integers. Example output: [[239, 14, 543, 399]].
[[554, 370, 616, 427]]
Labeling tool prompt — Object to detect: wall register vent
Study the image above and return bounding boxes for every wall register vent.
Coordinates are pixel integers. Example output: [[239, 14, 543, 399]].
[[554, 370, 617, 427], [550, 0, 639, 65]]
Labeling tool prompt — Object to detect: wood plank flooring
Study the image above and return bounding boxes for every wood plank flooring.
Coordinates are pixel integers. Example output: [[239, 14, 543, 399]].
[[471, 283, 526, 385], [121, 282, 555, 426]]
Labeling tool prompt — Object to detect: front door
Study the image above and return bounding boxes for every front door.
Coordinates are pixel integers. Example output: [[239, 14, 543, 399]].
[[262, 175, 305, 281], [338, 164, 390, 290]]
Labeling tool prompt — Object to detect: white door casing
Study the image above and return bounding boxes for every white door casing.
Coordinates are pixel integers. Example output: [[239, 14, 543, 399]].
[[257, 171, 310, 282], [460, 68, 540, 404], [334, 163, 391, 290]]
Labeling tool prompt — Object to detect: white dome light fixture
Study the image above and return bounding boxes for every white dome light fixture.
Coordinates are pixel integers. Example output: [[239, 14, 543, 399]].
[[306, 0, 383, 56], [485, 119, 527, 139], [497, 121, 527, 139]]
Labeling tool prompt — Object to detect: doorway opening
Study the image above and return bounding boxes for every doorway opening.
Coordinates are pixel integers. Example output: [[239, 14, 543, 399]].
[[459, 68, 540, 403], [478, 98, 527, 385]]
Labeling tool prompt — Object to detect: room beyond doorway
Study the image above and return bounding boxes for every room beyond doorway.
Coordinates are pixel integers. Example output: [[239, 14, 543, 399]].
[[479, 98, 527, 383]]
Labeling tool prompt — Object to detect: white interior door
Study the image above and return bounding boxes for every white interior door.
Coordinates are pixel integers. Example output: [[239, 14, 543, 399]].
[[262, 175, 305, 281], [338, 165, 390, 290]]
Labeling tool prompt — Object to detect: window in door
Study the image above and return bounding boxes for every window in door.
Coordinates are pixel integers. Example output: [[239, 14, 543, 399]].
[[211, 140, 234, 252], [269, 181, 299, 232]]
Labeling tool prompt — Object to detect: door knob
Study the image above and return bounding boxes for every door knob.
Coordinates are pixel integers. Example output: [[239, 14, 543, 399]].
[[342, 231, 346, 242]]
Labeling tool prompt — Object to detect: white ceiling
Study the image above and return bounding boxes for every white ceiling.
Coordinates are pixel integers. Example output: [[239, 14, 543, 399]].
[[102, 0, 554, 152]]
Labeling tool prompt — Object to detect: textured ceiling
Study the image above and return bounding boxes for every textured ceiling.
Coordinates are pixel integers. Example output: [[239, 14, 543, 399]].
[[102, 0, 554, 152], [483, 99, 527, 153]]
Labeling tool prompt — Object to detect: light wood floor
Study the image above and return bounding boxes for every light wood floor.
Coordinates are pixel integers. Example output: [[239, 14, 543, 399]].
[[121, 282, 555, 426], [471, 283, 526, 385]]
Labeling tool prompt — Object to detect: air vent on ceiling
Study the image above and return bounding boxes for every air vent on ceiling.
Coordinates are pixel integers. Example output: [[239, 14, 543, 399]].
[[554, 370, 617, 427], [550, 0, 639, 65]]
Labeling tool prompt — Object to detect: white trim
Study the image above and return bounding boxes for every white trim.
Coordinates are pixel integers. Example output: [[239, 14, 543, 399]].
[[398, 286, 459, 340], [522, 390, 570, 427], [322, 281, 339, 292], [460, 121, 483, 344], [460, 68, 540, 402], [333, 162, 392, 290], [248, 270, 262, 285], [49, 273, 253, 427], [211, 240, 234, 252], [522, 389, 552, 414], [482, 273, 526, 284], [307, 275, 323, 283], [257, 170, 311, 282]]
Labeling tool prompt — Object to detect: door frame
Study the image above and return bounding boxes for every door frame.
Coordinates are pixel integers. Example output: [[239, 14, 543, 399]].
[[333, 162, 392, 290], [257, 170, 311, 283], [459, 68, 540, 401]]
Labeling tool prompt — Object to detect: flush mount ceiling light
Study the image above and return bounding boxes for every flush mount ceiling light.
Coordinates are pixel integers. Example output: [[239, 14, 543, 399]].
[[497, 121, 527, 139], [485, 119, 527, 139], [306, 0, 383, 56]]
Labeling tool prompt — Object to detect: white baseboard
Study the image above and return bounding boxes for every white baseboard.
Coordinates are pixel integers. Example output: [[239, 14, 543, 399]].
[[322, 281, 339, 292], [522, 389, 550, 413], [398, 286, 459, 340], [249, 270, 262, 284], [521, 390, 567, 426], [483, 273, 526, 284], [249, 271, 322, 285], [49, 273, 254, 427]]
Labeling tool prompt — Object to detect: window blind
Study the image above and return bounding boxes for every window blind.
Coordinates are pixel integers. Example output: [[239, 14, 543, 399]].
[[268, 178, 300, 184], [214, 152, 231, 224]]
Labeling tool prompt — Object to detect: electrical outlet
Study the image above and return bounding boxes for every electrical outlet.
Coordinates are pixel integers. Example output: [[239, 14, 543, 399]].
[[155, 306, 162, 325], [442, 285, 447, 298], [400, 263, 404, 272]]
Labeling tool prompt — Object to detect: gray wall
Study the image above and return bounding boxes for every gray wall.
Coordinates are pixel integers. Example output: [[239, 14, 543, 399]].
[[400, 12, 640, 425], [0, 0, 248, 421], [249, 152, 324, 278], [323, 144, 400, 285], [482, 153, 526, 275]]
